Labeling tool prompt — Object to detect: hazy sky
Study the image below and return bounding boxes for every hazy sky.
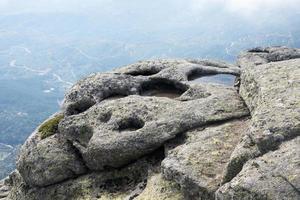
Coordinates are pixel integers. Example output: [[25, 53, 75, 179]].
[[0, 0, 300, 17]]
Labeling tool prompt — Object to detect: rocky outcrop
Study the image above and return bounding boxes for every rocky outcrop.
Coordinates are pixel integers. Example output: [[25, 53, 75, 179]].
[[224, 49, 300, 183], [162, 119, 250, 199], [17, 131, 87, 187], [213, 47, 300, 200], [62, 59, 240, 115], [216, 137, 300, 200], [59, 85, 247, 171], [1, 47, 299, 200], [0, 180, 10, 199], [237, 46, 300, 67], [7, 154, 160, 200], [135, 172, 183, 200]]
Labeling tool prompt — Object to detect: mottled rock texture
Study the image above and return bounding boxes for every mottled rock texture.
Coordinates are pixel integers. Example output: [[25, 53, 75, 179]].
[[218, 47, 300, 200], [16, 114, 87, 187], [62, 59, 240, 116], [135, 172, 183, 200], [0, 180, 10, 199], [225, 48, 300, 182], [59, 86, 247, 171], [216, 137, 300, 200], [237, 46, 300, 67], [1, 47, 299, 200], [162, 119, 250, 199], [8, 157, 153, 200]]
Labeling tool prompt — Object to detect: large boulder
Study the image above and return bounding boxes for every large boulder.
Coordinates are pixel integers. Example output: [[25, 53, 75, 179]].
[[240, 58, 300, 150], [224, 48, 300, 181], [237, 46, 300, 67], [59, 84, 248, 171], [219, 47, 300, 199], [7, 157, 155, 200], [16, 114, 87, 187], [216, 137, 300, 200], [62, 59, 240, 115], [162, 119, 249, 199], [14, 58, 247, 190]]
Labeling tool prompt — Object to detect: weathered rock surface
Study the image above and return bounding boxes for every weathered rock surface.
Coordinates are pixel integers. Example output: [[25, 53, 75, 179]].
[[62, 59, 240, 115], [240, 58, 300, 150], [8, 157, 152, 200], [113, 59, 240, 82], [237, 46, 300, 67], [2, 47, 300, 200], [59, 85, 248, 171], [162, 119, 249, 199], [135, 172, 183, 200], [216, 137, 300, 200], [214, 47, 300, 200], [0, 179, 10, 199], [225, 48, 300, 182], [17, 114, 87, 187]]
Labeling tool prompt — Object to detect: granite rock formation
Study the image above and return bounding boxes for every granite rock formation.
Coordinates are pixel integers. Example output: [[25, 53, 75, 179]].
[[1, 47, 299, 200]]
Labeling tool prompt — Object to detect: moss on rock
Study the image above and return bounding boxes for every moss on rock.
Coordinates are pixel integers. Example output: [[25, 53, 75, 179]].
[[135, 173, 183, 200], [39, 114, 64, 139]]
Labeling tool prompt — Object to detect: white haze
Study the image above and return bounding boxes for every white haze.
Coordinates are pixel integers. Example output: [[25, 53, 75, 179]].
[[0, 0, 300, 16]]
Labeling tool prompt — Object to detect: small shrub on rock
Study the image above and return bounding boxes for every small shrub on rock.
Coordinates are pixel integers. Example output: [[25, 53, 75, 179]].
[[39, 114, 64, 139]]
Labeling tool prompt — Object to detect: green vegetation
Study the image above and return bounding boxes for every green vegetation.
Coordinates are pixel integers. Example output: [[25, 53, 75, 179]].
[[39, 114, 64, 139]]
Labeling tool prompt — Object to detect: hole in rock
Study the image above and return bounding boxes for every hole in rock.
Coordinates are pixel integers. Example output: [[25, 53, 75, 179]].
[[118, 117, 145, 132], [66, 99, 96, 115], [72, 125, 94, 148], [98, 112, 112, 123], [248, 47, 269, 53], [140, 79, 188, 99], [103, 94, 127, 101], [125, 69, 160, 76], [188, 73, 236, 86]]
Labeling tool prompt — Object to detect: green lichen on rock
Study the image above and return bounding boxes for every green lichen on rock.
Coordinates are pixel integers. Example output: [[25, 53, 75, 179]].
[[39, 114, 64, 139], [135, 173, 184, 200]]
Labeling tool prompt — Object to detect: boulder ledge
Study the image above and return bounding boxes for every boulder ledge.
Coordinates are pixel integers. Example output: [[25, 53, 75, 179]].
[[1, 47, 299, 200]]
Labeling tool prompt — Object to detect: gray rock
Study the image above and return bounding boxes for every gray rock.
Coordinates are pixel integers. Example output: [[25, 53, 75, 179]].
[[63, 59, 240, 115], [225, 53, 300, 181], [16, 114, 87, 187], [222, 133, 261, 183], [59, 84, 248, 171], [162, 119, 250, 199], [0, 179, 10, 199], [238, 46, 300, 67], [7, 152, 161, 200], [114, 59, 240, 81], [216, 137, 300, 200], [62, 73, 144, 115], [14, 58, 247, 189], [134, 172, 184, 200]]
